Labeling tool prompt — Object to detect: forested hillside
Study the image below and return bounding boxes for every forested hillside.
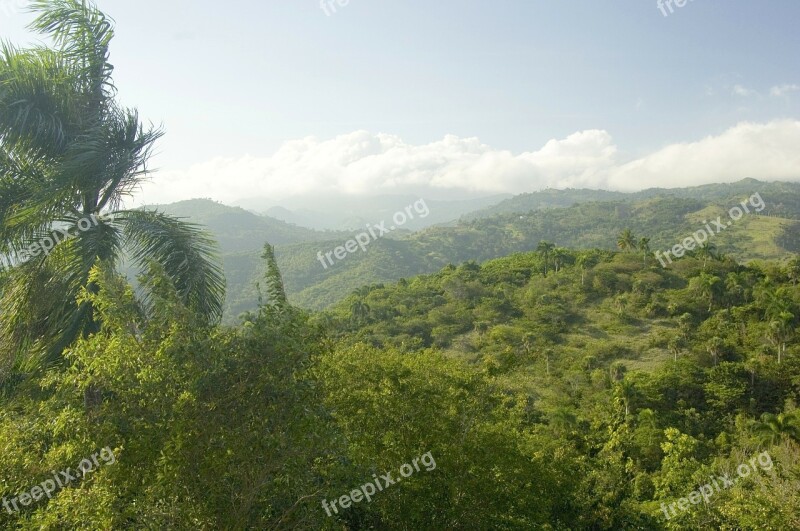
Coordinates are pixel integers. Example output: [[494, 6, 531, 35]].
[[4, 243, 799, 528], [466, 178, 800, 221], [150, 199, 351, 252], [154, 182, 800, 318], [146, 181, 800, 318], [275, 189, 800, 312], [258, 194, 511, 231], [2, 2, 799, 529]]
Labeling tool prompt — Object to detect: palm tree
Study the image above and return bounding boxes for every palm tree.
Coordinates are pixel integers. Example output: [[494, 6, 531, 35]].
[[551, 247, 569, 273], [613, 379, 636, 417], [536, 241, 555, 277], [705, 336, 724, 366], [638, 237, 650, 266], [668, 336, 686, 362], [617, 229, 636, 253], [575, 252, 599, 286], [767, 311, 794, 364], [759, 285, 794, 322], [696, 242, 717, 269], [725, 272, 747, 306], [691, 273, 722, 312], [350, 300, 370, 326], [752, 412, 800, 447], [0, 1, 225, 372]]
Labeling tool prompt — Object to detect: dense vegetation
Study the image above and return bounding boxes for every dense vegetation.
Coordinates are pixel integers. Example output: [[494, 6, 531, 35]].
[[3, 239, 800, 528], [216, 183, 800, 314], [1, 2, 799, 529]]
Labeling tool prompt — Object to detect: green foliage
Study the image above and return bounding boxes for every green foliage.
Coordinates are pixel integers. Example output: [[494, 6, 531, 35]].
[[0, 0, 224, 374], [2, 5, 800, 528]]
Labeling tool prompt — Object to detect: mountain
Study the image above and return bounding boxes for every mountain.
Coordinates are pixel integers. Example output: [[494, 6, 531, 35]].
[[463, 188, 629, 220], [466, 178, 800, 221], [279, 191, 800, 311], [249, 193, 512, 231], [146, 199, 349, 253], [147, 181, 800, 319]]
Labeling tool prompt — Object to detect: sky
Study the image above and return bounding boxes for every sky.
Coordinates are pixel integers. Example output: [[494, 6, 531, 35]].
[[1, 0, 800, 207]]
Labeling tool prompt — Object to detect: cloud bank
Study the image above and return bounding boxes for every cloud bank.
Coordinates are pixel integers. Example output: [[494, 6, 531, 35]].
[[135, 120, 800, 206]]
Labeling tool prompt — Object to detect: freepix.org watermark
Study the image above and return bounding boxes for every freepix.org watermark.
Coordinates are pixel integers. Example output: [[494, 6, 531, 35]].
[[320, 0, 350, 16], [18, 212, 112, 262], [321, 451, 436, 517], [660, 450, 773, 520], [657, 0, 697, 17], [2, 447, 116, 514], [654, 192, 765, 268], [317, 199, 429, 270]]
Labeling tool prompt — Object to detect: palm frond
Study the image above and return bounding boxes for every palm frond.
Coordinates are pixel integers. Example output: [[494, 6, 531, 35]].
[[0, 43, 79, 158], [0, 212, 121, 369], [94, 107, 163, 212], [28, 0, 116, 100], [117, 209, 225, 323]]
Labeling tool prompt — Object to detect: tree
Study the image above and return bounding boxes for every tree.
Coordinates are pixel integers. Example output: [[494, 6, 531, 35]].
[[609, 361, 627, 381], [350, 300, 370, 326], [317, 344, 574, 528], [752, 412, 800, 447], [668, 336, 686, 362], [540, 347, 553, 376], [536, 241, 555, 277], [725, 272, 748, 306], [614, 379, 636, 417], [638, 237, 651, 266], [552, 247, 569, 273], [696, 242, 717, 270], [759, 285, 794, 322], [0, 0, 225, 372], [522, 332, 536, 356], [690, 273, 722, 312], [785, 255, 800, 286], [576, 253, 598, 286], [616, 229, 636, 253], [767, 311, 794, 364], [705, 336, 724, 366], [260, 244, 287, 309]]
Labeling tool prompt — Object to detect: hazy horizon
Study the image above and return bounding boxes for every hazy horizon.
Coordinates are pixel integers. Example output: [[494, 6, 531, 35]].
[[3, 0, 799, 207]]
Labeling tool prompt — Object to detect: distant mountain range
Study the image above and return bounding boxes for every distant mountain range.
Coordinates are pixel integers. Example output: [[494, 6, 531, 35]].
[[243, 193, 512, 231], [463, 178, 800, 220], [144, 179, 800, 320]]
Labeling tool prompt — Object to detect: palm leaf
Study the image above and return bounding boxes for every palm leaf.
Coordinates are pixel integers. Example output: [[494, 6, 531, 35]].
[[0, 43, 78, 158], [117, 209, 225, 323], [0, 211, 120, 368], [28, 0, 116, 99]]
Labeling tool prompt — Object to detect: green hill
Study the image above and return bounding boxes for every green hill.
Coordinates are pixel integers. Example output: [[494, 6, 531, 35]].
[[150, 181, 800, 319], [466, 178, 800, 220], [147, 199, 349, 253], [279, 192, 799, 312]]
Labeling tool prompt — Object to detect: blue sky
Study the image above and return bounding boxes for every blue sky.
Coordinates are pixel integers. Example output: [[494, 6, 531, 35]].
[[2, 0, 799, 205]]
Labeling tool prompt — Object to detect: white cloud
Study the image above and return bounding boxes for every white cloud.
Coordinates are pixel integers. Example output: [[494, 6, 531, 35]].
[[606, 120, 800, 191], [732, 84, 756, 97], [770, 84, 800, 97], [133, 120, 800, 206]]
